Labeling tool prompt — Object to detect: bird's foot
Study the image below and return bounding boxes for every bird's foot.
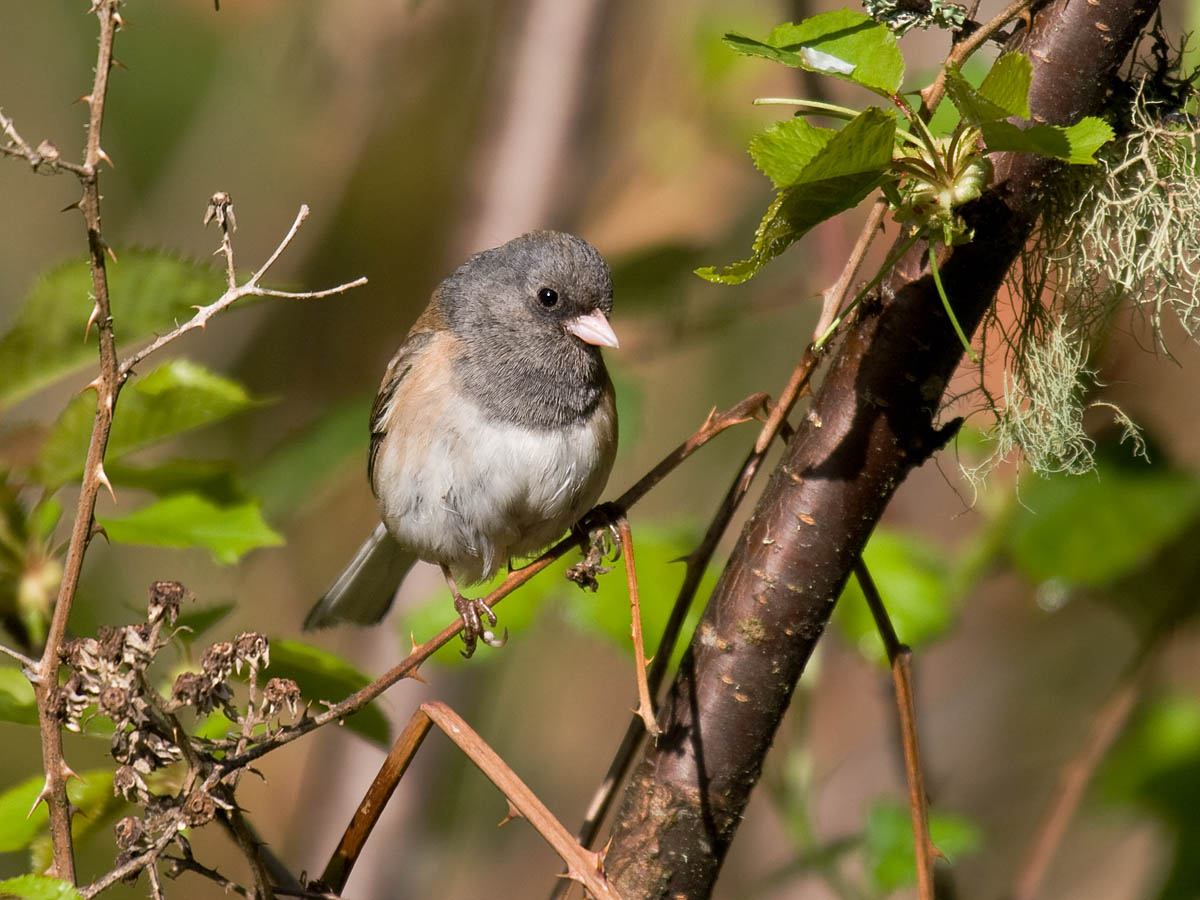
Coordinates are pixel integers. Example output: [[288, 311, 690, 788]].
[[567, 502, 624, 591], [454, 594, 509, 658]]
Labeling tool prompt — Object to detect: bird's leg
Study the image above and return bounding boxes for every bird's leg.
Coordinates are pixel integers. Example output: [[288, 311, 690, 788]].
[[442, 565, 508, 658]]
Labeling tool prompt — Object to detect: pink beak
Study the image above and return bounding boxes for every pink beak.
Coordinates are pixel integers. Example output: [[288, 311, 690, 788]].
[[566, 309, 619, 348]]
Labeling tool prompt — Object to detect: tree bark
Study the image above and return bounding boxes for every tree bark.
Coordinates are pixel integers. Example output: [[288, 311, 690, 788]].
[[605, 0, 1158, 894]]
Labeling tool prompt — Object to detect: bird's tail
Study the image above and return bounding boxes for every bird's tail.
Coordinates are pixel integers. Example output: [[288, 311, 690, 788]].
[[304, 523, 418, 629]]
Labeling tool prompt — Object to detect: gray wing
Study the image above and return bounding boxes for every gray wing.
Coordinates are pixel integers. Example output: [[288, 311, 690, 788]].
[[304, 523, 419, 628], [368, 330, 434, 494]]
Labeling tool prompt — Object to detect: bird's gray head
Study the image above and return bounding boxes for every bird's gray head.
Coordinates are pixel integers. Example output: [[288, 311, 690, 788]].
[[439, 231, 617, 428]]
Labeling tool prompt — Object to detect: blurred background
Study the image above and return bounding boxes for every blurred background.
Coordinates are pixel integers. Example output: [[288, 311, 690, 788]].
[[2, 1, 1200, 898]]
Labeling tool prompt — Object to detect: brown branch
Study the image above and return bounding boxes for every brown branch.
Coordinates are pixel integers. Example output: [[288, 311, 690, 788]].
[[218, 392, 769, 774], [0, 108, 87, 176], [31, 1, 125, 883], [603, 0, 1160, 892], [855, 560, 935, 900], [615, 516, 659, 737]]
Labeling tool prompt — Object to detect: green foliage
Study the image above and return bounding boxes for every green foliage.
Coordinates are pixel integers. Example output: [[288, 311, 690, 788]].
[[0, 770, 115, 854], [724, 10, 906, 96], [37, 358, 265, 489], [265, 639, 390, 745], [1101, 694, 1200, 900], [697, 107, 896, 284], [981, 118, 1115, 165], [0, 250, 224, 409], [97, 493, 283, 564], [748, 118, 838, 188], [0, 666, 38, 725], [863, 800, 981, 891], [0, 875, 85, 900], [1006, 460, 1200, 587], [833, 529, 957, 664], [945, 53, 1032, 122]]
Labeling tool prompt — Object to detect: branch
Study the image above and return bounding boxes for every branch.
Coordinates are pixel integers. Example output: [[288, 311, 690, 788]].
[[0, 108, 87, 176], [216, 393, 770, 775], [603, 0, 1160, 892]]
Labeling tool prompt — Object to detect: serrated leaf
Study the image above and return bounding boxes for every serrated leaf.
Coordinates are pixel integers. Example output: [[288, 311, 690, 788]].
[[698, 107, 895, 284], [0, 250, 225, 409], [749, 117, 836, 188], [0, 667, 37, 726], [864, 800, 982, 891], [833, 529, 956, 665], [978, 52, 1032, 118], [37, 358, 264, 488], [0, 875, 85, 900], [97, 493, 283, 564], [981, 117, 1114, 164], [264, 639, 389, 745], [724, 10, 904, 95], [1007, 464, 1200, 586], [0, 770, 114, 854]]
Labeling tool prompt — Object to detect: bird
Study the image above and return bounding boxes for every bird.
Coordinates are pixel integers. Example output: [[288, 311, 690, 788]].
[[303, 231, 619, 656]]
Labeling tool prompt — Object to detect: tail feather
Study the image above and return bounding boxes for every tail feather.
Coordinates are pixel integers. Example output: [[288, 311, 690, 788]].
[[304, 523, 418, 629]]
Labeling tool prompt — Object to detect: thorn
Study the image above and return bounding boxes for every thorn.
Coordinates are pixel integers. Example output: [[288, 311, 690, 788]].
[[701, 406, 719, 430], [61, 761, 84, 784], [91, 522, 109, 544], [95, 462, 117, 503], [497, 800, 523, 827], [410, 632, 421, 653], [105, 243, 119, 264], [406, 667, 429, 686], [27, 778, 52, 819], [60, 196, 83, 213], [84, 302, 102, 340], [112, 12, 125, 30], [79, 375, 102, 394], [95, 146, 114, 168]]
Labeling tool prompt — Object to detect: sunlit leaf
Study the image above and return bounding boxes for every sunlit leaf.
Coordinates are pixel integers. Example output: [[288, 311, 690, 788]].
[[0, 770, 114, 853], [749, 117, 836, 188], [945, 52, 1032, 123], [698, 107, 895, 284], [38, 359, 265, 488], [0, 875, 85, 900], [107, 459, 246, 505], [725, 10, 905, 95], [0, 250, 225, 409], [97, 493, 283, 564], [981, 117, 1114, 164], [265, 639, 389, 745]]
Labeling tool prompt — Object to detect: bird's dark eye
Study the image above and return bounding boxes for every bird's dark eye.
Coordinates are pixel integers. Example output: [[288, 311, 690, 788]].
[[537, 287, 559, 308]]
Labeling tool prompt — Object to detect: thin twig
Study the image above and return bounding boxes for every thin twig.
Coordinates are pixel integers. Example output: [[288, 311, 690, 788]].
[[0, 108, 87, 176], [120, 205, 367, 378], [812, 198, 890, 345], [0, 642, 37, 669], [226, 805, 276, 900], [320, 708, 435, 892], [854, 560, 935, 900], [1012, 634, 1165, 900], [32, 1, 125, 883], [80, 820, 182, 899], [615, 517, 659, 737], [421, 702, 624, 900], [218, 392, 769, 774], [164, 852, 250, 897]]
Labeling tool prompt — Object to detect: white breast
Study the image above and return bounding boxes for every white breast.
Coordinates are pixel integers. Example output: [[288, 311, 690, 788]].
[[372, 384, 616, 585]]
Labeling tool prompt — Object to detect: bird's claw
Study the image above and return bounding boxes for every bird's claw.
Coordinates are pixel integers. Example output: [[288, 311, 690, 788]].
[[455, 595, 507, 658]]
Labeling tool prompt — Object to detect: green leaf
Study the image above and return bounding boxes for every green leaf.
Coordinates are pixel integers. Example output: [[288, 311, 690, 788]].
[[265, 639, 390, 745], [981, 117, 1114, 164], [97, 493, 283, 564], [0, 875, 85, 900], [724, 10, 905, 95], [833, 530, 956, 664], [37, 358, 265, 488], [698, 107, 895, 284], [250, 396, 371, 516], [0, 770, 114, 854], [748, 117, 836, 188], [1007, 464, 1200, 587], [174, 602, 237, 642], [865, 800, 981, 891], [978, 52, 1032, 118], [0, 250, 225, 409], [107, 459, 246, 505], [946, 52, 1033, 124], [0, 667, 38, 726]]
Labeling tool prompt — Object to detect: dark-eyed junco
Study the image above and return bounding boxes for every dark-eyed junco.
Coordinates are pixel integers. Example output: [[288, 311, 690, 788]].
[[304, 231, 619, 655]]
